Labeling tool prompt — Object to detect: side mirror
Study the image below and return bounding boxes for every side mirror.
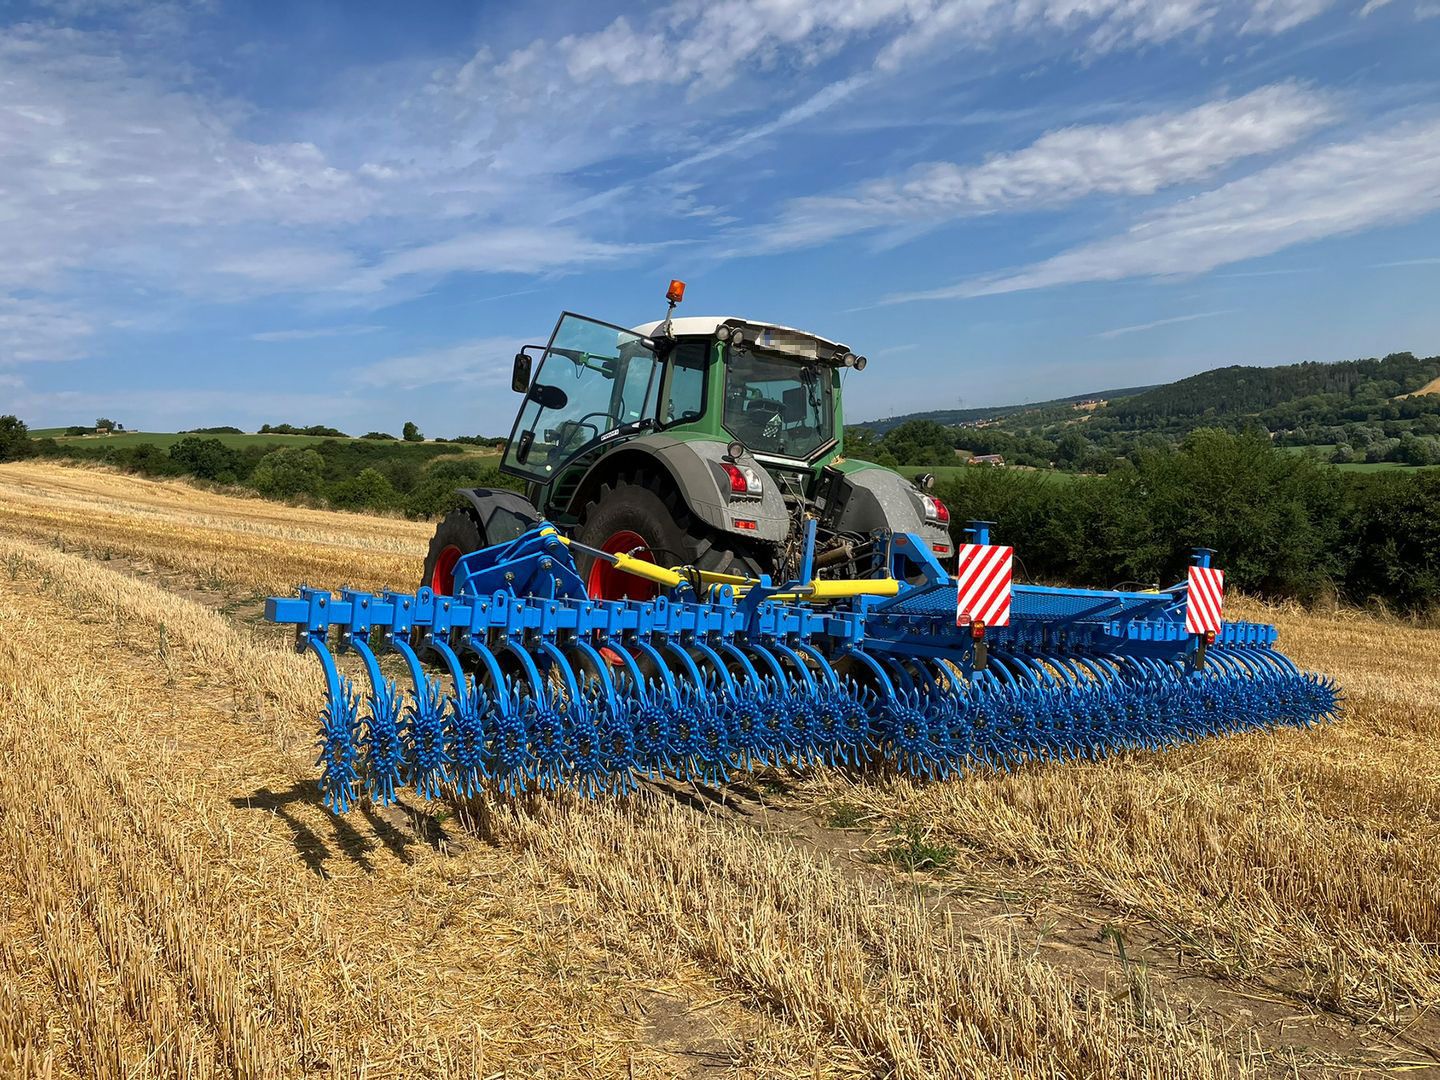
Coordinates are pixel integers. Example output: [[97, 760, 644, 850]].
[[528, 383, 568, 410], [511, 352, 532, 393]]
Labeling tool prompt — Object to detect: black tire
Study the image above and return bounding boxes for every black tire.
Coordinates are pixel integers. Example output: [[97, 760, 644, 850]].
[[421, 508, 484, 595], [575, 474, 767, 599]]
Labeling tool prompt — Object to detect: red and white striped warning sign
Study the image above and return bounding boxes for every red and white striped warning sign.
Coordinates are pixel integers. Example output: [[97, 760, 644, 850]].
[[1185, 566, 1225, 634], [955, 544, 1013, 627]]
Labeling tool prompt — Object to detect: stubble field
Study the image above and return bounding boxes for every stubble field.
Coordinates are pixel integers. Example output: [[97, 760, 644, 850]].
[[1, 459, 1436, 1079]]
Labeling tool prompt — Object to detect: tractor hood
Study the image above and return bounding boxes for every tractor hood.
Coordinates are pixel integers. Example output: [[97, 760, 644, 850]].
[[630, 316, 854, 366]]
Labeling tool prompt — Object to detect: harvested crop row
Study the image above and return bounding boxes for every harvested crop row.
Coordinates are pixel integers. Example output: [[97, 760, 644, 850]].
[[0, 461, 430, 595], [494, 794, 1241, 1080], [802, 603, 1440, 1019], [0, 461, 428, 547], [0, 530, 1245, 1077], [0, 780, 225, 1078], [0, 499, 418, 595], [0, 545, 762, 1077]]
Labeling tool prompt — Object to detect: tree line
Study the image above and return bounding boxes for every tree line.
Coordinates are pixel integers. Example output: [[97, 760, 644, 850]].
[[0, 417, 524, 519], [931, 429, 1439, 614], [2, 416, 1434, 613]]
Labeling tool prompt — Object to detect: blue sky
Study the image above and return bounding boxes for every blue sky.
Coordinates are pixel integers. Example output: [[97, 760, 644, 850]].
[[2, 0, 1439, 435]]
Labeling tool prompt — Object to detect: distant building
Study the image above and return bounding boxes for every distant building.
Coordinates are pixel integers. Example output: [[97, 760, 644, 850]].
[[970, 454, 1005, 467]]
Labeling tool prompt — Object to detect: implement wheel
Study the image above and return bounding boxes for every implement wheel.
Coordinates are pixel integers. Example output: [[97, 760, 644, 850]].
[[422, 509, 483, 595]]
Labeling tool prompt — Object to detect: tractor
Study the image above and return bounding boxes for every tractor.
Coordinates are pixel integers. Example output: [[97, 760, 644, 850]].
[[422, 280, 953, 600]]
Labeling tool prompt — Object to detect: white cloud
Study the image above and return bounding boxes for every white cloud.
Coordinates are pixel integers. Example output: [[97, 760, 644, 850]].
[[354, 337, 522, 391], [876, 0, 1335, 67], [1373, 256, 1440, 266], [751, 83, 1337, 250], [0, 16, 651, 335], [549, 0, 1333, 92], [7, 385, 358, 430], [344, 229, 647, 294], [1095, 310, 1236, 338], [0, 25, 373, 295], [209, 248, 363, 291], [0, 298, 94, 365], [661, 74, 874, 174], [889, 116, 1440, 301], [1243, 0, 1337, 33], [251, 324, 383, 343]]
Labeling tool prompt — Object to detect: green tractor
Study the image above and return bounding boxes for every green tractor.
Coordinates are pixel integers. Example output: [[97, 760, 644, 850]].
[[422, 281, 954, 600]]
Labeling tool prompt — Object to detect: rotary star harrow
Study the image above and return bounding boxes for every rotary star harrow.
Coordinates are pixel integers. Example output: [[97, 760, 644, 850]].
[[266, 519, 1339, 812]]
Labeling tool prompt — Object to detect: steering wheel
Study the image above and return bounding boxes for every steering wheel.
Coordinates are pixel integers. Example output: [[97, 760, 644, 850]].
[[554, 411, 611, 453]]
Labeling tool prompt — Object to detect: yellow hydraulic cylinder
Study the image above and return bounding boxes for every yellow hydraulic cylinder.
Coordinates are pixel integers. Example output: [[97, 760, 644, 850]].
[[555, 531, 904, 603]]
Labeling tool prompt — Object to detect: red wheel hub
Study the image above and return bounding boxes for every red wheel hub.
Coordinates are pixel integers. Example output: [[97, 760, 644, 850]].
[[587, 529, 659, 601], [431, 544, 463, 595]]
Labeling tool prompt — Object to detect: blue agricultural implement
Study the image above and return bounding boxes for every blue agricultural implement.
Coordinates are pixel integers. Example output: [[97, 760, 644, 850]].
[[266, 518, 1338, 813], [265, 284, 1337, 811]]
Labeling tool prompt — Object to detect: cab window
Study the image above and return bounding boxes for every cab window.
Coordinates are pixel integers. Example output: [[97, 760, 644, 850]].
[[661, 341, 708, 427], [722, 350, 834, 457]]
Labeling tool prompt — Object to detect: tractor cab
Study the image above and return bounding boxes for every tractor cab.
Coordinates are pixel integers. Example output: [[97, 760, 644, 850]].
[[501, 295, 864, 490]]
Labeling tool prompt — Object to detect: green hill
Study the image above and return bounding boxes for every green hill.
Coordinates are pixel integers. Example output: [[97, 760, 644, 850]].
[[1101, 352, 1440, 431], [851, 352, 1440, 472], [858, 386, 1157, 433]]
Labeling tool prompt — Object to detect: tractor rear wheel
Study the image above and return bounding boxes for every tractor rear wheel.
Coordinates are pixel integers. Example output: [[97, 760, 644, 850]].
[[576, 476, 764, 601], [422, 508, 484, 595]]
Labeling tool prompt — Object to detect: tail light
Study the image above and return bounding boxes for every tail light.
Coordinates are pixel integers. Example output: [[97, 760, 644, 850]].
[[720, 462, 762, 496], [921, 495, 950, 524], [970, 620, 986, 641]]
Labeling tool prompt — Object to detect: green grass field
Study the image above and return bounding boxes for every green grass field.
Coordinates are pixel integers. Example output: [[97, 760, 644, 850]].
[[30, 430, 501, 455], [1281, 445, 1440, 472], [1333, 460, 1440, 472], [894, 463, 1077, 483]]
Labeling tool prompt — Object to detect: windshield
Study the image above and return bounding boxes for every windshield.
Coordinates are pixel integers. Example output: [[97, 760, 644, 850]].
[[503, 313, 659, 481], [722, 349, 835, 457]]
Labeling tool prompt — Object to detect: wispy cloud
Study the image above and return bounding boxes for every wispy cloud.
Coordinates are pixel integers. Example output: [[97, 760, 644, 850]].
[[1214, 266, 1318, 277], [251, 324, 383, 343], [341, 229, 649, 295], [0, 297, 94, 365], [745, 83, 1338, 251], [662, 75, 874, 174], [889, 116, 1440, 301], [354, 337, 522, 391], [1372, 256, 1440, 266], [7, 385, 357, 430], [877, 0, 1335, 67], [1095, 310, 1236, 338]]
